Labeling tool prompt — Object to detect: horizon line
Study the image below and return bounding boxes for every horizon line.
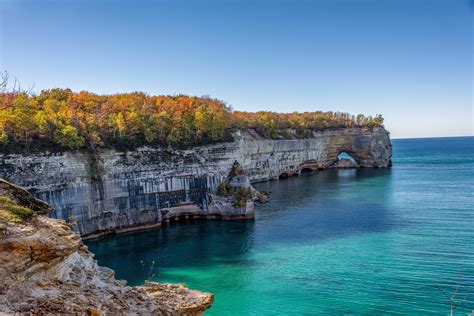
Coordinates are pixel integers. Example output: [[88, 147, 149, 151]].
[[391, 135, 474, 140]]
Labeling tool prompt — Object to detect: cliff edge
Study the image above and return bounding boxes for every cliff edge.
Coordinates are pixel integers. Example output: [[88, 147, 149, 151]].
[[0, 179, 213, 315], [0, 127, 391, 237]]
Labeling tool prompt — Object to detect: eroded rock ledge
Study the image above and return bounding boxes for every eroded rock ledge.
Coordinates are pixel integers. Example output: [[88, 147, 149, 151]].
[[0, 179, 213, 315], [0, 127, 392, 237]]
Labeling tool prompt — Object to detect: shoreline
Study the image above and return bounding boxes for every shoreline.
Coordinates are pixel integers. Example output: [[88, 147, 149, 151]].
[[81, 165, 369, 241], [2, 127, 392, 237], [81, 212, 255, 241]]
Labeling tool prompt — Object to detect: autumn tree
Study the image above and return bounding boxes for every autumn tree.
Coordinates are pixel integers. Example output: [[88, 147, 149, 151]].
[[0, 87, 384, 151], [53, 125, 85, 149]]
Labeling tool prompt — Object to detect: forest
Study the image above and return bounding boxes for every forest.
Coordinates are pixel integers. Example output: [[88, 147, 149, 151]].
[[0, 88, 384, 152]]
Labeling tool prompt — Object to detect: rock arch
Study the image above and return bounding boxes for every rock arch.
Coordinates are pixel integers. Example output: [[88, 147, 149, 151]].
[[323, 128, 392, 168]]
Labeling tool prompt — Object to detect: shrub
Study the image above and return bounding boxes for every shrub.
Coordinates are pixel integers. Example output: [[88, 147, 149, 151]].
[[233, 164, 244, 176], [232, 188, 252, 207], [0, 131, 8, 145], [216, 182, 231, 196]]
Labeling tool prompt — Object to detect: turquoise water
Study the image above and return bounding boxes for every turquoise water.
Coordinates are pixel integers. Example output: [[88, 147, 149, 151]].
[[87, 137, 474, 315]]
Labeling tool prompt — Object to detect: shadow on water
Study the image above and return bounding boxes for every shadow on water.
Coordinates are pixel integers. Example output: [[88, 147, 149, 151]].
[[86, 168, 396, 284], [87, 219, 256, 284], [251, 168, 397, 247]]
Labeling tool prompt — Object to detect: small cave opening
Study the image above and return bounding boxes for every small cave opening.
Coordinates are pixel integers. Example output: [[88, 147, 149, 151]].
[[300, 167, 315, 174], [279, 172, 294, 179]]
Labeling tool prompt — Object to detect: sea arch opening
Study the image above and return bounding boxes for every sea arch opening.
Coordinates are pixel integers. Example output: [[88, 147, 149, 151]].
[[333, 151, 359, 168], [337, 152, 357, 164]]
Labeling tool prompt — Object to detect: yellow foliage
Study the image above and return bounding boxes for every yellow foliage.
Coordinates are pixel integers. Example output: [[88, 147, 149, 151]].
[[0, 89, 383, 150]]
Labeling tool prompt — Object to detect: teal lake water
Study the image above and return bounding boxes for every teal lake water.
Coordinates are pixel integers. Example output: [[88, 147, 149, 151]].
[[86, 137, 474, 315]]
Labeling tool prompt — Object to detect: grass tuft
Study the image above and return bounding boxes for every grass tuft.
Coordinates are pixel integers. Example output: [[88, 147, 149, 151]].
[[0, 195, 34, 223]]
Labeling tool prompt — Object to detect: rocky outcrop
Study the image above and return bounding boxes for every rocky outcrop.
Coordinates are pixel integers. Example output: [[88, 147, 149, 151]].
[[209, 161, 265, 221], [0, 127, 392, 237], [0, 179, 213, 315], [333, 158, 358, 169]]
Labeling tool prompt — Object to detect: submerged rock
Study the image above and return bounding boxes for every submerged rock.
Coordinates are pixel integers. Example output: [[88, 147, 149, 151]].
[[0, 179, 213, 315]]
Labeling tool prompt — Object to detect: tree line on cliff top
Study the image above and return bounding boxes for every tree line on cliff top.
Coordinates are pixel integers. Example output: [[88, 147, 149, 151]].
[[0, 86, 383, 152]]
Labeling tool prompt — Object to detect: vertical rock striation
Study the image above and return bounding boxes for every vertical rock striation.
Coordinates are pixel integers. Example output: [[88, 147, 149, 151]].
[[0, 127, 392, 237]]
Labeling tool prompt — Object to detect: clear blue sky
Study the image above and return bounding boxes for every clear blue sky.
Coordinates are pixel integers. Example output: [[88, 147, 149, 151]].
[[1, 0, 472, 138]]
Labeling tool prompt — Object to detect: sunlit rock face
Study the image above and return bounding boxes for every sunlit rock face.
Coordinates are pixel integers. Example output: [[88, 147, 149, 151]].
[[0, 127, 391, 237]]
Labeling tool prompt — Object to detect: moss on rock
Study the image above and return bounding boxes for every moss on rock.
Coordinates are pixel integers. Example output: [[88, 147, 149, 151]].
[[0, 196, 34, 223]]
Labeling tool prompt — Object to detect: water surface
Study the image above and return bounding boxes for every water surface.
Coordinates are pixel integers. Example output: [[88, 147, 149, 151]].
[[87, 137, 474, 315]]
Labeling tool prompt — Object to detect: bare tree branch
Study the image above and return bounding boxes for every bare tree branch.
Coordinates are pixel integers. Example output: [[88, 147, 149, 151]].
[[0, 71, 8, 93], [435, 284, 452, 302], [0, 71, 34, 110], [434, 275, 468, 316]]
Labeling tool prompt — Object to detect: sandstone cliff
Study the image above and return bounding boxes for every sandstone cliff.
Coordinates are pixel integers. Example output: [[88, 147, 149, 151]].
[[0, 179, 213, 315], [0, 127, 391, 237]]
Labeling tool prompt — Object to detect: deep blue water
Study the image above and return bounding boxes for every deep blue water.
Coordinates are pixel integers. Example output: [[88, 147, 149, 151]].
[[87, 137, 474, 315]]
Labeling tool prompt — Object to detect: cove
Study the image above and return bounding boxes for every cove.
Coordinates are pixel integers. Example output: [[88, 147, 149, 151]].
[[86, 137, 474, 315]]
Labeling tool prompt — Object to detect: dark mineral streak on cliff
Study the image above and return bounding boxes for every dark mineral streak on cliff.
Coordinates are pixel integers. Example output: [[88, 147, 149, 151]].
[[0, 127, 392, 237]]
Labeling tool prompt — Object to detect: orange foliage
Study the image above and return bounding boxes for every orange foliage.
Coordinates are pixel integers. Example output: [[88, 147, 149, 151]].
[[0, 89, 383, 151]]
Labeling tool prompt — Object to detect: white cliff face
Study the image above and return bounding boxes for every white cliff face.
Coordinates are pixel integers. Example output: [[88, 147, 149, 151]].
[[0, 127, 392, 237]]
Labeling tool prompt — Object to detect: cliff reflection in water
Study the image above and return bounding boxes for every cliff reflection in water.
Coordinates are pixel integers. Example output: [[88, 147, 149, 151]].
[[252, 168, 395, 245], [87, 219, 256, 285]]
